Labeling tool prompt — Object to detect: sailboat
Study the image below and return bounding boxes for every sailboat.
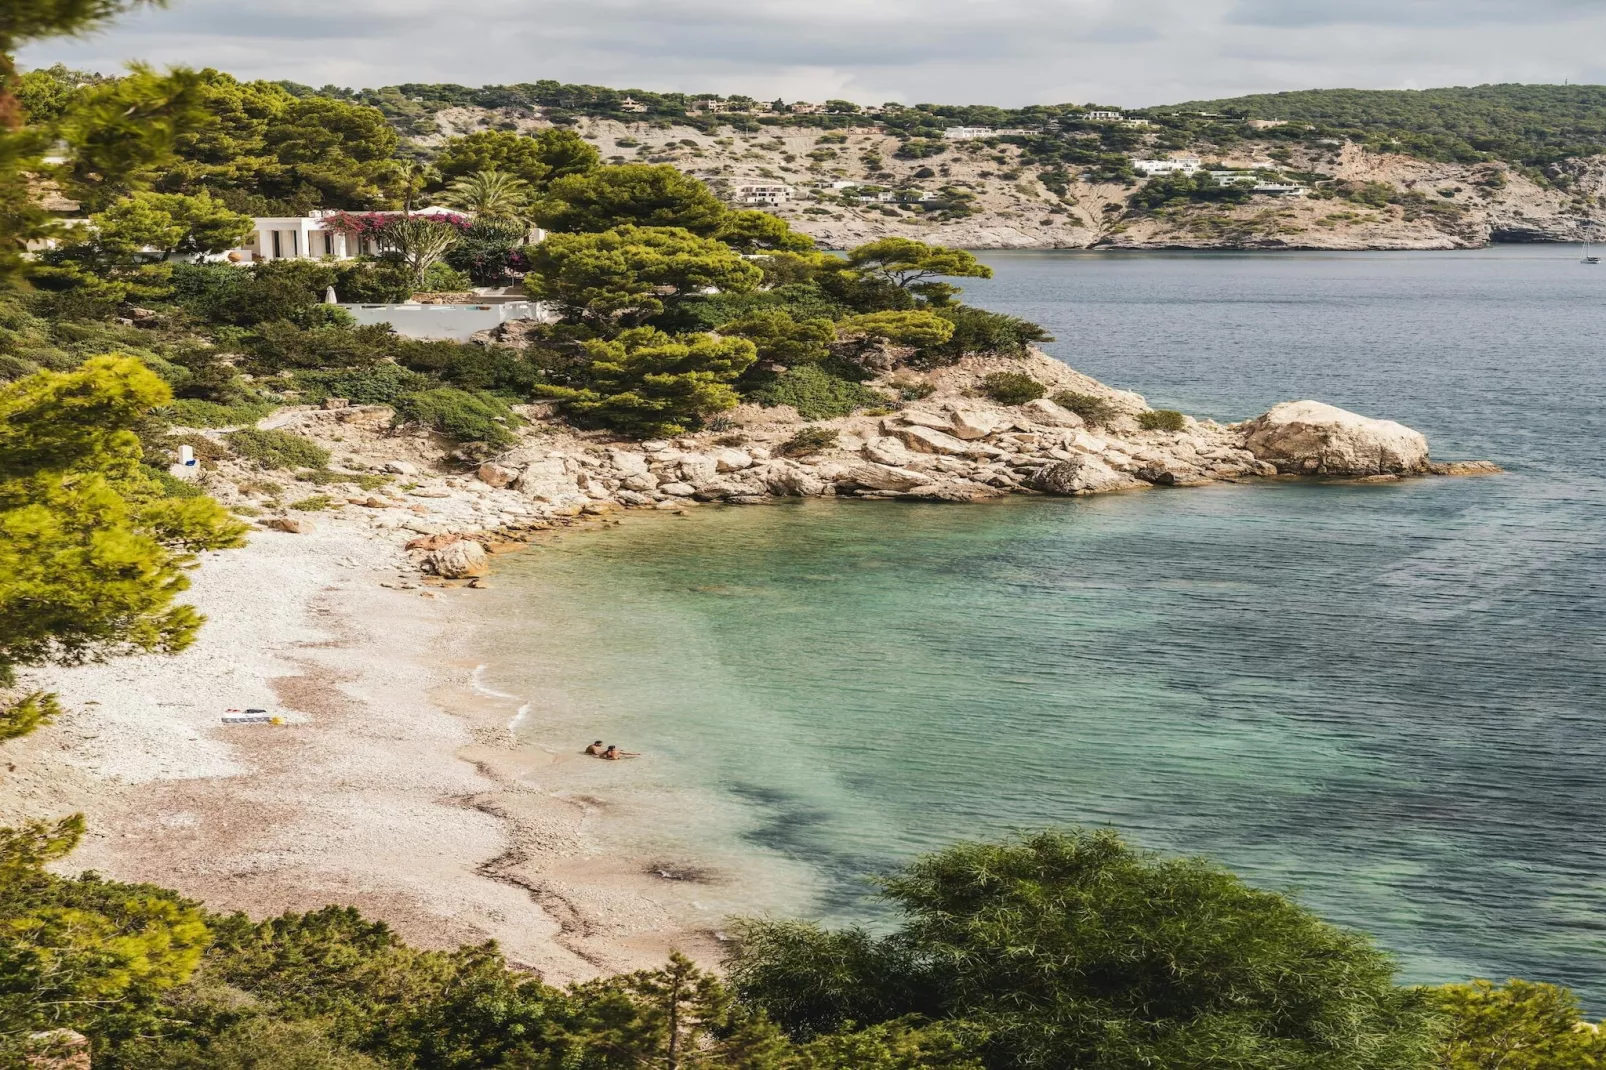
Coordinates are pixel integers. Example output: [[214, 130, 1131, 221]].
[[1585, 236, 1601, 265]]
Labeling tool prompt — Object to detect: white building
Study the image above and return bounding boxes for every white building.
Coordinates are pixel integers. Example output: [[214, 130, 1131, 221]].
[[618, 96, 648, 113], [942, 126, 1028, 140], [1133, 156, 1201, 176], [1084, 110, 1123, 122], [734, 183, 794, 206], [237, 207, 546, 264]]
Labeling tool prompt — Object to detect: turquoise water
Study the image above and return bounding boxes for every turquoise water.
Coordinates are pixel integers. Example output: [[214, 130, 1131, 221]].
[[479, 247, 1606, 999]]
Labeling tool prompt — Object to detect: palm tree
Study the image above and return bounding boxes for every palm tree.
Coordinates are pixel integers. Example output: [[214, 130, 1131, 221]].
[[442, 170, 530, 222]]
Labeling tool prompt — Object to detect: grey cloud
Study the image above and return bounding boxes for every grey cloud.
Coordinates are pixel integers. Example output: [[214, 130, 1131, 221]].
[[17, 0, 1606, 108], [1227, 0, 1598, 28]]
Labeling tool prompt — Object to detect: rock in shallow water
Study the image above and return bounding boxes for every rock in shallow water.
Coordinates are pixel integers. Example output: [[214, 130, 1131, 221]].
[[1031, 455, 1142, 495], [1241, 400, 1429, 477]]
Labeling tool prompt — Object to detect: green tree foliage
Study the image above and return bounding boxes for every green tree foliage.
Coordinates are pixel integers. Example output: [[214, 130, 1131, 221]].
[[55, 65, 211, 211], [1176, 84, 1606, 166], [837, 310, 955, 348], [1138, 408, 1186, 431], [370, 215, 461, 286], [541, 326, 756, 437], [919, 306, 1051, 366], [142, 70, 403, 214], [844, 238, 992, 304], [718, 309, 834, 367], [714, 209, 816, 253], [87, 190, 253, 259], [441, 169, 529, 221], [1127, 171, 1254, 212], [0, 814, 211, 1058], [730, 828, 1438, 1070], [433, 127, 599, 191], [0, 357, 246, 693], [539, 164, 728, 236], [529, 224, 762, 328], [1428, 979, 1606, 1070], [443, 217, 530, 287]]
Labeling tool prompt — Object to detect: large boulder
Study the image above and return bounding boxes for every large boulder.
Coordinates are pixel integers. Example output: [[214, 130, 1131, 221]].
[[514, 456, 588, 507], [840, 462, 929, 492], [1241, 401, 1429, 476], [1020, 398, 1085, 428], [1031, 455, 1142, 496], [890, 424, 973, 457], [427, 540, 489, 578]]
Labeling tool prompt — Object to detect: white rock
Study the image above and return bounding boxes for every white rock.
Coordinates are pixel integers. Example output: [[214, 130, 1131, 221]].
[[514, 456, 588, 507], [1241, 400, 1430, 476], [427, 540, 489, 578], [949, 408, 1009, 440], [607, 448, 651, 475], [748, 446, 772, 461], [709, 447, 753, 472], [678, 454, 719, 484], [660, 482, 697, 497], [384, 461, 420, 476], [1020, 398, 1086, 428], [841, 462, 930, 492], [1069, 432, 1109, 454], [898, 409, 955, 431], [620, 473, 658, 492], [863, 436, 918, 466], [1032, 455, 1143, 496], [891, 425, 972, 456]]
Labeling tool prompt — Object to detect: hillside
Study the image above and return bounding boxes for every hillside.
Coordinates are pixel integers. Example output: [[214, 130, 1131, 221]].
[[1173, 84, 1606, 167], [418, 108, 1606, 251]]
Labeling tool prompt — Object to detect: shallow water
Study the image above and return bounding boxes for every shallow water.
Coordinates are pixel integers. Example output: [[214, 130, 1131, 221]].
[[476, 247, 1606, 1000]]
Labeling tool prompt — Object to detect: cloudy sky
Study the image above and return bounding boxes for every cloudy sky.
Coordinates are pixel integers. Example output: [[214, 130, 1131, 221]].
[[21, 0, 1606, 107]]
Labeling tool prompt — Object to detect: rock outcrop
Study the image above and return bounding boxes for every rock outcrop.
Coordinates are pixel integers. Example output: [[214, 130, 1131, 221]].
[[426, 540, 489, 578], [1241, 400, 1430, 476]]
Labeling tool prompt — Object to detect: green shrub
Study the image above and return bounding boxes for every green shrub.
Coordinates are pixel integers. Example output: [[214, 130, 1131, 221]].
[[1138, 408, 1187, 432], [292, 364, 432, 406], [980, 371, 1045, 406], [1051, 391, 1120, 426], [777, 426, 840, 457], [392, 388, 521, 446], [419, 261, 473, 292], [919, 306, 1053, 366], [161, 399, 279, 428], [288, 495, 334, 511], [0, 354, 38, 381], [226, 428, 332, 470], [752, 364, 887, 420]]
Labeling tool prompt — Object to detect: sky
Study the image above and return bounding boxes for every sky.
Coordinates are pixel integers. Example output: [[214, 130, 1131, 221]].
[[21, 0, 1606, 108]]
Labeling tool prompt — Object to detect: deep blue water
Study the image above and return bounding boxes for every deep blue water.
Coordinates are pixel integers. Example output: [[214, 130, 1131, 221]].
[[483, 247, 1606, 1001]]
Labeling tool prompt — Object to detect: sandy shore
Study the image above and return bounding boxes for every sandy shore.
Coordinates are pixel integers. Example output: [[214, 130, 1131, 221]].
[[0, 513, 721, 982]]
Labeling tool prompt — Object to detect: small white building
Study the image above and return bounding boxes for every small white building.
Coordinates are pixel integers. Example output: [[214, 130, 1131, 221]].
[[943, 126, 1028, 140], [1246, 119, 1288, 130], [790, 102, 826, 115], [1133, 156, 1202, 176], [1252, 183, 1308, 197], [1084, 110, 1123, 122], [735, 183, 794, 206], [239, 207, 517, 264], [618, 96, 648, 114]]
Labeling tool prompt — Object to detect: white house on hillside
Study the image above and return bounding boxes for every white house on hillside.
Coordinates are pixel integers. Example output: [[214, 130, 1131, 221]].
[[1132, 156, 1202, 176], [734, 183, 793, 206], [1084, 110, 1123, 122], [238, 207, 539, 263]]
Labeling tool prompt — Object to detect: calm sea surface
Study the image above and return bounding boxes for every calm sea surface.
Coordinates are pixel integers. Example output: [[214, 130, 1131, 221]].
[[477, 247, 1606, 999]]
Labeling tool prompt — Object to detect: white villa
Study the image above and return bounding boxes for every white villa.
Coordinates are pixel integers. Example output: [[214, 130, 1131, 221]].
[[618, 96, 648, 113], [1083, 110, 1123, 122], [734, 183, 794, 206], [1133, 156, 1202, 176], [942, 126, 1028, 140], [240, 207, 510, 263]]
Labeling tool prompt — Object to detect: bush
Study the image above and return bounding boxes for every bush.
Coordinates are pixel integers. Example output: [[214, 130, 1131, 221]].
[[1138, 408, 1187, 432], [919, 306, 1053, 366], [752, 364, 887, 420], [979, 371, 1045, 406], [392, 388, 521, 447], [288, 495, 334, 511], [291, 364, 433, 406], [161, 399, 279, 428], [1051, 390, 1119, 426], [226, 428, 332, 470], [776, 426, 840, 457]]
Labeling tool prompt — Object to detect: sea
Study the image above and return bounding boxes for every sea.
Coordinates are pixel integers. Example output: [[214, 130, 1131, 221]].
[[472, 246, 1606, 1002]]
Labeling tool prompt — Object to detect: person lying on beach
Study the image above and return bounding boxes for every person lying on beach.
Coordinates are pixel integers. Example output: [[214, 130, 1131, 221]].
[[584, 741, 606, 756], [601, 745, 639, 760]]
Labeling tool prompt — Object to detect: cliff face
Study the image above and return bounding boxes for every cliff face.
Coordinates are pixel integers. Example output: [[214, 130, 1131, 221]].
[[420, 108, 1606, 251]]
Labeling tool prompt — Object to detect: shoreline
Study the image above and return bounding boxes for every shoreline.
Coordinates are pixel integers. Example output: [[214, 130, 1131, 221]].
[[0, 513, 729, 982]]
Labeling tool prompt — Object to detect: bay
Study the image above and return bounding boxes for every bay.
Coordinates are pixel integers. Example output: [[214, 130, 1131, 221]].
[[477, 247, 1606, 1000]]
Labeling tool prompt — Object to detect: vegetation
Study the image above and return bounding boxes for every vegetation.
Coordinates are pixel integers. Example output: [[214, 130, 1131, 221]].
[[391, 386, 521, 449], [6, 818, 1589, 1069], [1051, 390, 1119, 426], [753, 364, 887, 420], [225, 427, 330, 470], [776, 425, 841, 457], [978, 371, 1045, 406], [1138, 408, 1187, 432]]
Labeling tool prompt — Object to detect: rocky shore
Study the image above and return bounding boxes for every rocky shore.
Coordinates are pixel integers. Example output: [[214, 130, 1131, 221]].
[[1, 348, 1497, 985], [214, 351, 1494, 585]]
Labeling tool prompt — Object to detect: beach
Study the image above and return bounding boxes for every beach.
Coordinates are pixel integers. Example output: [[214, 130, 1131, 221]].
[[0, 514, 722, 982]]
